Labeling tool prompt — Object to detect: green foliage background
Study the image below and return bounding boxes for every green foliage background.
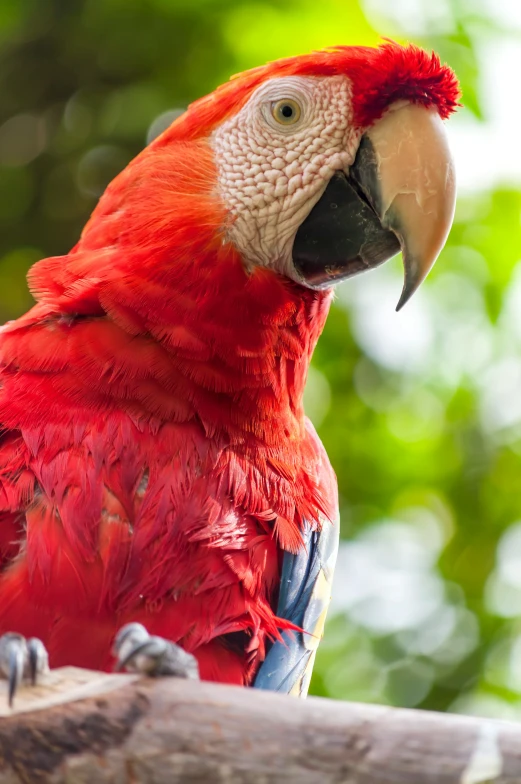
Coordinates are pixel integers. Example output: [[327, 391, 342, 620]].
[[1, 0, 520, 717]]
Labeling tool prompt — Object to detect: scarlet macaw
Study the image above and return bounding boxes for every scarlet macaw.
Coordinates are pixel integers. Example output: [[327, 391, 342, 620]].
[[0, 43, 458, 702]]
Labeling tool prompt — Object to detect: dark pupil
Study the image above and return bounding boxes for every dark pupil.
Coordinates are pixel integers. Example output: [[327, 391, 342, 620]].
[[281, 104, 294, 118]]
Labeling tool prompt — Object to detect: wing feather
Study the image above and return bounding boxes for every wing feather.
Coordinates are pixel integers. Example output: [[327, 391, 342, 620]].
[[253, 511, 339, 696]]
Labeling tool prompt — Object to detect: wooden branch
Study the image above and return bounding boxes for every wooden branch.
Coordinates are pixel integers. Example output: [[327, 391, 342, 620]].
[[0, 668, 519, 783]]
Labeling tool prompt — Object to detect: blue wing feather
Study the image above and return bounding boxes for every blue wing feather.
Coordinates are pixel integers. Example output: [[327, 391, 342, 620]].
[[253, 512, 339, 696]]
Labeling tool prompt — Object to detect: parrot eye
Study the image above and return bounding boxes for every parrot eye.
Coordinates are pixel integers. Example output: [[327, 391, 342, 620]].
[[271, 99, 302, 125]]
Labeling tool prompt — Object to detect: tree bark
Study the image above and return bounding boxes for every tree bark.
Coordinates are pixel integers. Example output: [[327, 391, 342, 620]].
[[0, 667, 519, 783]]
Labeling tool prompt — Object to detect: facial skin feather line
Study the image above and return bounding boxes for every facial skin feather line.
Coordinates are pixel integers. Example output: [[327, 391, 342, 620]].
[[0, 42, 460, 703], [212, 74, 359, 277]]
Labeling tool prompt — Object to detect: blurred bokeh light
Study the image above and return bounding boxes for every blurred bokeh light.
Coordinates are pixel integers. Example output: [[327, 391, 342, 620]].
[[2, 0, 521, 717]]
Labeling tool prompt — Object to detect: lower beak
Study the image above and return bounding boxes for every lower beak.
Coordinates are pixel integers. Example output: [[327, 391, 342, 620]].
[[292, 103, 456, 310]]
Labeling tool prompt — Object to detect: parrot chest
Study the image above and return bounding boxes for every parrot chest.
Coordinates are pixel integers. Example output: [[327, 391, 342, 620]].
[[0, 411, 334, 677]]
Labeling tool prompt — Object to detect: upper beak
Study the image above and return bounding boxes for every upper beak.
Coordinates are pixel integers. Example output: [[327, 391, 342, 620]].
[[292, 102, 456, 310]]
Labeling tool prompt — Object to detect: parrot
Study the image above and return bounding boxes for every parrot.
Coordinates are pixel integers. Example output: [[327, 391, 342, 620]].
[[0, 42, 459, 703]]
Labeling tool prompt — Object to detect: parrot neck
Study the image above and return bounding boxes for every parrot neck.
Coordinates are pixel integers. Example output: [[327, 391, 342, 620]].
[[156, 252, 334, 447], [24, 242, 333, 448], [126, 248, 334, 447], [22, 138, 334, 448]]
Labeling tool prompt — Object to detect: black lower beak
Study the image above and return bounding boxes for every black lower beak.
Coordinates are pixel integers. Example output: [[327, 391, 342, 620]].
[[292, 138, 400, 289]]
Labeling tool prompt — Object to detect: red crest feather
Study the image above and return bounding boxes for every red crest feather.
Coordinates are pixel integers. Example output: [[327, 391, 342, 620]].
[[156, 41, 461, 145]]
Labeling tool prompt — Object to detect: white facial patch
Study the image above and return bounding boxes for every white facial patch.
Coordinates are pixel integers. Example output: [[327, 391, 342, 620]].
[[211, 75, 361, 282]]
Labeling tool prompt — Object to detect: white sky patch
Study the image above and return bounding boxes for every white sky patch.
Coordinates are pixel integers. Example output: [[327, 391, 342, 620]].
[[498, 263, 521, 346], [483, 0, 521, 28], [337, 264, 435, 373], [331, 519, 446, 633], [480, 356, 521, 432], [448, 39, 521, 192], [337, 263, 495, 382], [363, 0, 455, 36]]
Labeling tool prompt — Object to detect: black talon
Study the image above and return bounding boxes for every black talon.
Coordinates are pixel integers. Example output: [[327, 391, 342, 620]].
[[28, 642, 38, 686], [27, 638, 47, 686], [8, 643, 24, 708]]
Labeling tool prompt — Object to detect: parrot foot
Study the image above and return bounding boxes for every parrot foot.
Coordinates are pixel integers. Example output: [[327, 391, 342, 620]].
[[0, 632, 49, 707], [113, 623, 199, 679]]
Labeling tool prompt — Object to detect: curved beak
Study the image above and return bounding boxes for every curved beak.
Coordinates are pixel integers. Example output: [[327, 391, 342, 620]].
[[292, 103, 456, 310]]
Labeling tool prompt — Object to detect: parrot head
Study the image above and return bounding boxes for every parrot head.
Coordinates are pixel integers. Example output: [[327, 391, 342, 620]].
[[42, 41, 459, 320], [24, 42, 459, 442], [145, 41, 460, 310]]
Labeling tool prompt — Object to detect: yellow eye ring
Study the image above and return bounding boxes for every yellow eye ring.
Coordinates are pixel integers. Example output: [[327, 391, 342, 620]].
[[271, 99, 301, 125]]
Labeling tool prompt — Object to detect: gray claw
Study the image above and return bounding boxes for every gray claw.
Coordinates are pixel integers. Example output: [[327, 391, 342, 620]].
[[6, 636, 24, 708], [0, 633, 49, 707], [27, 637, 49, 686], [113, 623, 199, 680]]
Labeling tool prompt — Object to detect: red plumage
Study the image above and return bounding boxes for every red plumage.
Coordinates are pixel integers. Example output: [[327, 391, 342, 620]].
[[0, 42, 456, 684]]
